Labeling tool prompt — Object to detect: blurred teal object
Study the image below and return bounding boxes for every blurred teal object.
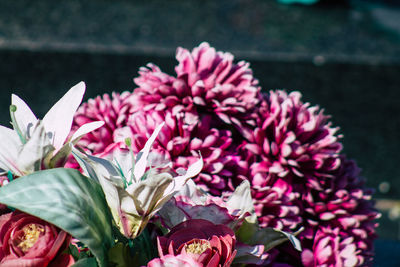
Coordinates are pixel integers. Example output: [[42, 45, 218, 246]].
[[278, 0, 319, 5]]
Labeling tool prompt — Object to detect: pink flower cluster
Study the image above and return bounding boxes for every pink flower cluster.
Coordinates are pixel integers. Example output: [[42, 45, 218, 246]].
[[72, 42, 379, 266]]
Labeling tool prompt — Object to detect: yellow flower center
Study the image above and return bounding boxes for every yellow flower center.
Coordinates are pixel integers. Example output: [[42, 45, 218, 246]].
[[184, 241, 211, 254], [16, 224, 45, 252]]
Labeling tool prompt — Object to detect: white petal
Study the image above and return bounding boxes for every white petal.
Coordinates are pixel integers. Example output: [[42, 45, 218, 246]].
[[71, 145, 121, 184], [124, 171, 173, 215], [42, 82, 85, 151], [164, 157, 203, 196], [103, 147, 134, 182], [226, 180, 255, 219], [70, 121, 105, 143], [275, 228, 302, 252], [150, 157, 203, 221], [16, 123, 53, 175], [97, 174, 122, 230], [11, 94, 38, 138], [176, 179, 207, 204], [134, 122, 165, 180], [0, 126, 22, 175]]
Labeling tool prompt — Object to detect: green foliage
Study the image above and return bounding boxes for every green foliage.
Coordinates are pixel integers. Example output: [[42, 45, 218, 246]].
[[108, 228, 158, 267], [71, 258, 98, 267], [108, 242, 137, 267], [234, 216, 302, 264], [236, 218, 302, 251], [69, 243, 93, 263]]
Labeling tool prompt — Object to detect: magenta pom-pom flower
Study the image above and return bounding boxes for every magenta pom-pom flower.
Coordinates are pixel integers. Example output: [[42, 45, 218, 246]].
[[300, 157, 379, 266], [131, 42, 261, 130], [71, 43, 379, 266], [72, 92, 133, 154], [241, 90, 343, 230]]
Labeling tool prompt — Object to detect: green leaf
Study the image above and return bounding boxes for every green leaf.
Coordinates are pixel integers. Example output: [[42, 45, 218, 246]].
[[251, 227, 302, 252], [69, 244, 80, 260], [234, 218, 302, 265], [108, 242, 138, 267], [108, 230, 157, 267], [0, 168, 113, 267], [236, 218, 302, 252], [71, 257, 98, 267]]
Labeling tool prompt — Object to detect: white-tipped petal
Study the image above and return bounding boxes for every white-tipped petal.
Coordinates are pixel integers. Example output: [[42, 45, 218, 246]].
[[0, 126, 22, 175], [16, 123, 53, 175], [124, 172, 173, 213], [11, 94, 38, 138], [226, 180, 255, 220], [43, 81, 85, 151], [70, 121, 105, 143], [134, 122, 165, 180], [164, 156, 203, 195]]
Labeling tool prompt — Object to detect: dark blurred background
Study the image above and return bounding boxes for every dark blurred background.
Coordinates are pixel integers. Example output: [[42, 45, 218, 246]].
[[0, 0, 399, 265]]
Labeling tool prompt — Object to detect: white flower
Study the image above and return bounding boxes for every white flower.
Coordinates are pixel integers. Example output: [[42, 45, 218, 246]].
[[0, 82, 104, 176], [72, 123, 203, 239]]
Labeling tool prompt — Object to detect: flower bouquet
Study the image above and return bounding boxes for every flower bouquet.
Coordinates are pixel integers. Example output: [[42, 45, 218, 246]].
[[0, 43, 378, 267]]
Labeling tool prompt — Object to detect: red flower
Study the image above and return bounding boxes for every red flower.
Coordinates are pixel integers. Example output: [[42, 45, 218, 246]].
[[147, 254, 202, 267], [157, 219, 236, 267], [0, 211, 74, 267]]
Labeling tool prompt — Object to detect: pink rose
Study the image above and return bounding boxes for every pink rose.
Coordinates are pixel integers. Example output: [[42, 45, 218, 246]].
[[157, 219, 237, 267], [0, 211, 74, 267], [147, 254, 202, 267]]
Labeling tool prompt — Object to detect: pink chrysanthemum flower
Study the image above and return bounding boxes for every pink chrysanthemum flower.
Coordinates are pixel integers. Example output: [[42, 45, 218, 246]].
[[300, 157, 379, 266], [130, 42, 261, 139], [72, 92, 132, 154], [301, 226, 360, 267], [246, 90, 343, 188], [174, 42, 260, 124], [251, 182, 302, 230], [240, 90, 343, 229]]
